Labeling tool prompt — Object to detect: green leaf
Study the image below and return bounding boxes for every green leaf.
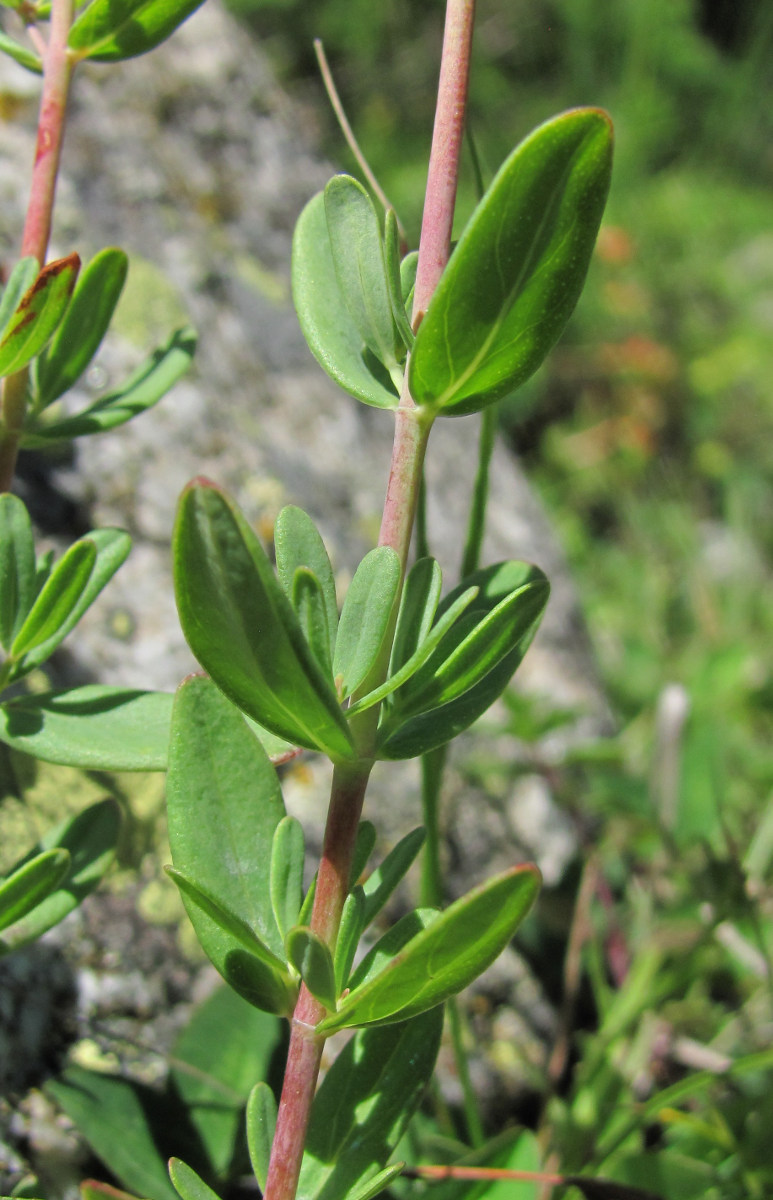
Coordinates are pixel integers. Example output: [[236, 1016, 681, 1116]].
[[246, 1083, 277, 1193], [0, 254, 80, 379], [334, 887, 366, 993], [384, 209, 415, 353], [377, 562, 549, 760], [400, 251, 418, 313], [389, 557, 442, 675], [565, 1179, 666, 1200], [270, 816, 305, 942], [297, 1009, 443, 1200], [168, 1159, 219, 1200], [0, 493, 36, 652], [0, 848, 70, 933], [9, 529, 131, 679], [170, 985, 284, 1180], [0, 258, 38, 337], [0, 799, 120, 954], [292, 190, 400, 411], [0, 686, 173, 770], [68, 0, 207, 62], [333, 546, 400, 699], [166, 676, 296, 1015], [409, 108, 613, 414], [23, 326, 196, 446], [324, 175, 403, 378], [361, 827, 426, 927], [47, 1066, 179, 1200], [274, 505, 338, 665], [0, 30, 42, 72], [346, 1163, 406, 1200], [318, 865, 540, 1032], [166, 868, 289, 974], [285, 925, 337, 1009], [174, 481, 355, 761], [35, 248, 129, 408], [292, 568, 334, 679]]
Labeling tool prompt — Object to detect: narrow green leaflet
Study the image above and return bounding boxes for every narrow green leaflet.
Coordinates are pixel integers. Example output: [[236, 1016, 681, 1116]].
[[166, 676, 296, 1015], [0, 30, 42, 72], [324, 175, 403, 379], [246, 1083, 277, 1193], [0, 258, 38, 337], [171, 986, 284, 1180], [168, 1159, 219, 1200], [23, 326, 196, 446], [35, 247, 129, 408], [0, 686, 173, 770], [166, 868, 289, 974], [292, 190, 400, 411], [274, 504, 339, 664], [409, 108, 613, 414], [285, 925, 337, 1010], [297, 1008, 443, 1200], [270, 816, 305, 941], [68, 0, 207, 62], [0, 849, 70, 933], [334, 887, 366, 993], [0, 254, 79, 379], [318, 865, 540, 1032], [8, 529, 131, 679], [0, 493, 36, 652], [390, 557, 442, 675], [0, 799, 120, 954], [346, 1164, 406, 1200], [292, 568, 333, 679], [361, 827, 426, 927], [384, 209, 415, 353], [174, 482, 355, 761], [333, 546, 401, 699]]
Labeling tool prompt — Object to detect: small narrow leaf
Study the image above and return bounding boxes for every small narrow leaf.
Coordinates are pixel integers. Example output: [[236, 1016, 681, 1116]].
[[292, 190, 400, 411], [324, 175, 402, 375], [318, 865, 540, 1032], [270, 816, 305, 941], [0, 254, 80, 378], [35, 247, 129, 408], [246, 1083, 277, 1193], [333, 546, 400, 698], [409, 109, 613, 414], [0, 30, 42, 72], [166, 867, 288, 973], [169, 1158, 220, 1200], [361, 827, 426, 927], [292, 568, 333, 678], [0, 848, 71, 933], [174, 482, 355, 760], [351, 820, 377, 884], [10, 540, 97, 658], [346, 1164, 406, 1200], [0, 493, 36, 651], [274, 505, 338, 663], [384, 209, 415, 352], [390, 557, 442, 675], [334, 887, 366, 993], [68, 0, 207, 62], [286, 925, 337, 1010], [0, 258, 38, 337]]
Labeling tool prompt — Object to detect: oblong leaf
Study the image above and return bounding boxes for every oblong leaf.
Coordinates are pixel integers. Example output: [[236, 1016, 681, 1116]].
[[0, 257, 38, 338], [35, 247, 129, 408], [361, 826, 426, 927], [274, 504, 338, 663], [68, 0, 207, 62], [292, 567, 333, 679], [318, 865, 540, 1032], [174, 481, 354, 760], [324, 175, 402, 374], [297, 1009, 443, 1200], [166, 867, 288, 973], [0, 30, 42, 72], [270, 815, 305, 942], [169, 1158, 220, 1200], [333, 546, 401, 699], [247, 1082, 277, 1193], [384, 209, 415, 353], [10, 539, 97, 658], [0, 686, 173, 770], [0, 848, 70, 933], [0, 253, 80, 378], [285, 925, 337, 1010], [0, 492, 36, 652], [334, 887, 366, 994], [23, 326, 196, 446], [409, 109, 613, 414], [292, 190, 400, 411]]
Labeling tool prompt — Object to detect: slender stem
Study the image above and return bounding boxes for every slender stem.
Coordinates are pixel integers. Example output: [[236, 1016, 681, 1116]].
[[447, 996, 485, 1147], [0, 0, 75, 492], [420, 744, 447, 908]]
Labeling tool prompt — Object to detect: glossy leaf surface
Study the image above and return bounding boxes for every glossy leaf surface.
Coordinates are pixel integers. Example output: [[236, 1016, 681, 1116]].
[[174, 482, 354, 761], [0, 493, 36, 652], [409, 109, 613, 414], [297, 1008, 443, 1200], [0, 686, 173, 770], [0, 799, 120, 954], [166, 676, 295, 1014], [68, 0, 207, 62], [318, 865, 540, 1031], [23, 326, 196, 445], [274, 505, 338, 664], [333, 546, 400, 699], [35, 247, 129, 407], [0, 254, 79, 378], [292, 191, 400, 410]]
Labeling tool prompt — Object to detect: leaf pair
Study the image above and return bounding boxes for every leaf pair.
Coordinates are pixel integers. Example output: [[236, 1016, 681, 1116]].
[[292, 176, 415, 411], [0, 799, 121, 955]]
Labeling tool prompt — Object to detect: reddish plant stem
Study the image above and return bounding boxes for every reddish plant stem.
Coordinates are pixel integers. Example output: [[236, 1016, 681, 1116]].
[[405, 1165, 564, 1186], [0, 0, 75, 492]]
